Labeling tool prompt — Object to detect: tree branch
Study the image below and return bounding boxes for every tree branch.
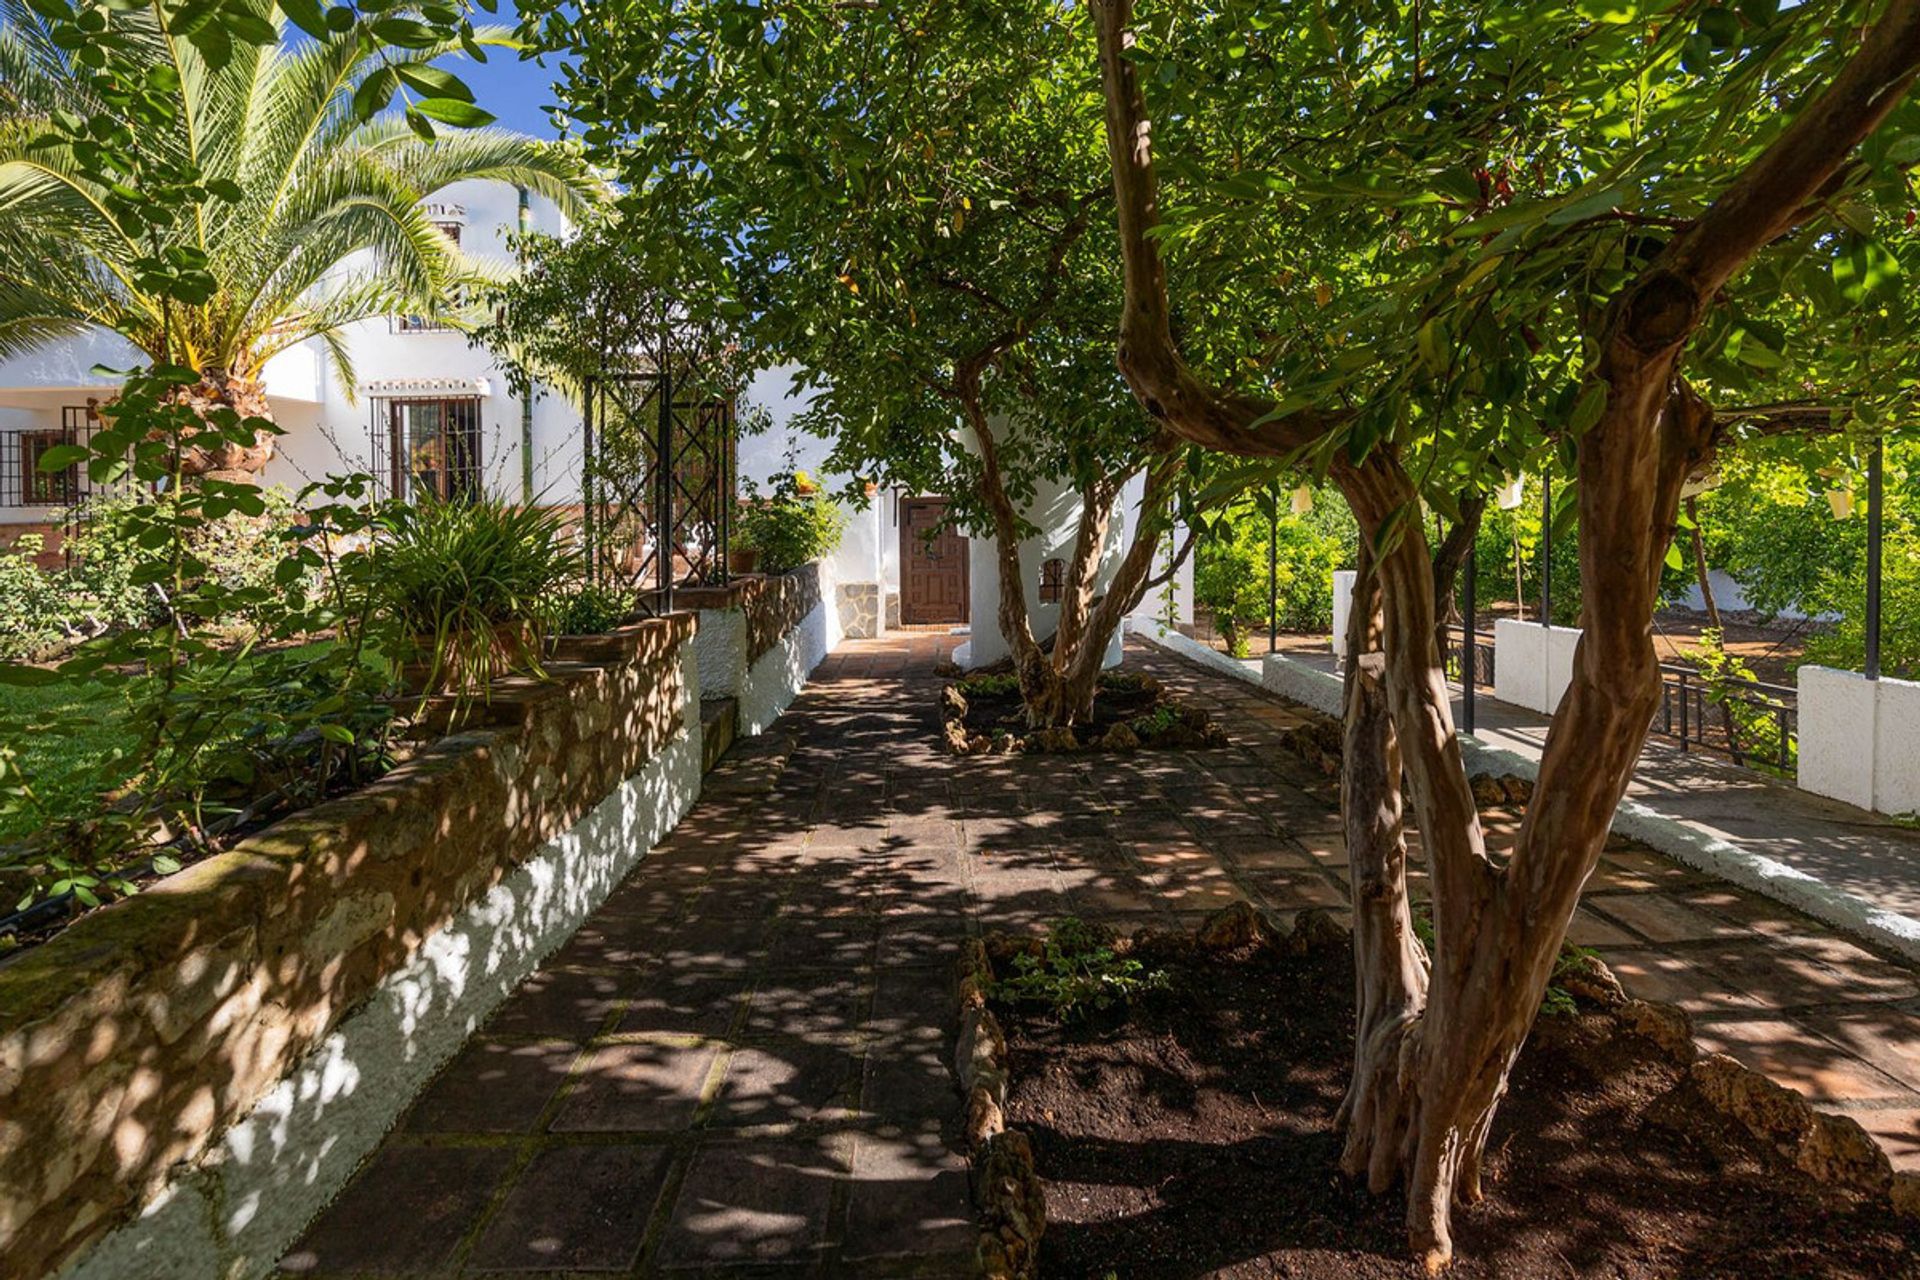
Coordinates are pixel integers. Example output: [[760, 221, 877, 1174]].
[[1091, 0, 1346, 459], [1657, 0, 1920, 311]]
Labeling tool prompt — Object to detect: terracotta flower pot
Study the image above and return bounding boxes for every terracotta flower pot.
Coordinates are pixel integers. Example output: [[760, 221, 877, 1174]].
[[730, 546, 761, 574]]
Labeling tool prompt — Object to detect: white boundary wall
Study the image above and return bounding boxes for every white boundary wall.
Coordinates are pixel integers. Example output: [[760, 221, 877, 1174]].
[[1797, 665, 1920, 817], [1492, 619, 1581, 715], [61, 649, 706, 1280], [1329, 570, 1357, 660], [738, 583, 839, 737]]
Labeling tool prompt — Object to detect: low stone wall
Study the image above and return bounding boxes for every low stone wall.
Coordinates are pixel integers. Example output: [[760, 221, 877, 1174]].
[[0, 616, 701, 1280]]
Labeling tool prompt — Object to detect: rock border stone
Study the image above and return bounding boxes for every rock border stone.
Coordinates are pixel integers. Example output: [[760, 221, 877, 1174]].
[[938, 671, 1227, 757]]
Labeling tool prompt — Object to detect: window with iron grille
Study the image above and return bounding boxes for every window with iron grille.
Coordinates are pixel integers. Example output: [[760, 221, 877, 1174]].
[[375, 395, 483, 501], [393, 222, 463, 333], [20, 429, 76, 505], [2, 406, 96, 509], [1038, 556, 1066, 604]]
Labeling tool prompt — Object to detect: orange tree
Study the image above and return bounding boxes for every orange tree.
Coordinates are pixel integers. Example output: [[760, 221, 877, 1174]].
[[1090, 0, 1920, 1263], [518, 0, 1200, 727]]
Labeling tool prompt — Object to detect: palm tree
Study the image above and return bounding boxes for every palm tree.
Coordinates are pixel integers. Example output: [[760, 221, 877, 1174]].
[[0, 2, 600, 479]]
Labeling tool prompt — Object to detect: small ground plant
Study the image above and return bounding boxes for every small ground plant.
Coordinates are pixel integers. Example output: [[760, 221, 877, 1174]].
[[992, 917, 1170, 1019]]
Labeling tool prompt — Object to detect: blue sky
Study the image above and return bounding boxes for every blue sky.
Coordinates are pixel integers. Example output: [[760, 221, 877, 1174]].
[[441, 1, 568, 139]]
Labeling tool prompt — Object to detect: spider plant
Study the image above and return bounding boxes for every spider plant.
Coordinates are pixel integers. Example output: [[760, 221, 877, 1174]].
[[367, 496, 583, 699]]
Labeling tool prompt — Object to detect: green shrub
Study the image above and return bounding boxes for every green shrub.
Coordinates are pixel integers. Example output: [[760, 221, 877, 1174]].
[[1693, 628, 1796, 773], [0, 489, 310, 662], [366, 495, 584, 696], [991, 917, 1170, 1019], [738, 471, 845, 573], [546, 584, 638, 636], [958, 672, 1020, 698], [1195, 490, 1356, 649], [0, 537, 76, 660]]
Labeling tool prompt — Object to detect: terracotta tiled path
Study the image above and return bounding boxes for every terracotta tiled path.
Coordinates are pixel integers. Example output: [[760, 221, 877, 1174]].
[[283, 633, 1920, 1276]]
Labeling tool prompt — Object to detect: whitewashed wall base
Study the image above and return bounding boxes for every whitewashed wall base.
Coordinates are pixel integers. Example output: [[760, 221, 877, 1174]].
[[736, 600, 834, 737]]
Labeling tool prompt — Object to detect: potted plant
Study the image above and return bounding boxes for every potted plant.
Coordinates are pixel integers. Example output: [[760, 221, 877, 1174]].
[[736, 473, 846, 574], [729, 514, 762, 574], [366, 496, 584, 700]]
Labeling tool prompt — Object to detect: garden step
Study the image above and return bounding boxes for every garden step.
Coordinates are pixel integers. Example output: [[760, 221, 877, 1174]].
[[700, 696, 738, 773]]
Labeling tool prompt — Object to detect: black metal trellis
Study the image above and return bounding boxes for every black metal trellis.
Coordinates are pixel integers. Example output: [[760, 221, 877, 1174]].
[[581, 364, 735, 614]]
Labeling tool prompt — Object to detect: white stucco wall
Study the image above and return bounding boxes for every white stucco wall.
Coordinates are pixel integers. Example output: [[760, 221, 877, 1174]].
[[735, 365, 888, 604], [1673, 568, 1833, 622], [1797, 666, 1920, 816], [1493, 619, 1581, 715]]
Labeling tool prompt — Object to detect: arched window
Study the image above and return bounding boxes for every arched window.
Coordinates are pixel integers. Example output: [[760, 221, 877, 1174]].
[[1038, 557, 1066, 604]]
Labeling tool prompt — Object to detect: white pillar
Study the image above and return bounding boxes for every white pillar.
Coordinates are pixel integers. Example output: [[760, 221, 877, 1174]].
[[1493, 619, 1582, 715]]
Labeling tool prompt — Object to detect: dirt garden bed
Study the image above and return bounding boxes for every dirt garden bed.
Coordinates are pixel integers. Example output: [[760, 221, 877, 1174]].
[[972, 911, 1920, 1279], [940, 669, 1227, 755]]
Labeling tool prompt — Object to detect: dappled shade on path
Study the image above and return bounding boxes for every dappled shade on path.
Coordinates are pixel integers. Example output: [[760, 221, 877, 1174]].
[[280, 633, 1920, 1275]]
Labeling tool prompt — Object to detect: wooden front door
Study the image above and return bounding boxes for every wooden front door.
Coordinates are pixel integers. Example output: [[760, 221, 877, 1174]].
[[900, 497, 969, 625]]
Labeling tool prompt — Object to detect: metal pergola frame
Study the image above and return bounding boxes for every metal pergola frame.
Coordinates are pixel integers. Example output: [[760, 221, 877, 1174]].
[[580, 348, 737, 615]]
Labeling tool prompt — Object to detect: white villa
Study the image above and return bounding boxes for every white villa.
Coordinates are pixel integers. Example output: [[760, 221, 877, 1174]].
[[0, 180, 579, 538], [0, 176, 1191, 654]]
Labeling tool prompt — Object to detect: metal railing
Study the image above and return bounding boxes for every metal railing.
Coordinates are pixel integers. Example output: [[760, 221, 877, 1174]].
[[1443, 624, 1495, 689], [1654, 663, 1797, 773]]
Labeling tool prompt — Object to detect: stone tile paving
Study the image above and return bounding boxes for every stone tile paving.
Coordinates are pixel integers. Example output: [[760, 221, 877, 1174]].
[[283, 631, 1920, 1279]]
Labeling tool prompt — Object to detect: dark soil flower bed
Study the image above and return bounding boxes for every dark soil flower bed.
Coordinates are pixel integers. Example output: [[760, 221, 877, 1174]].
[[940, 670, 1227, 754], [997, 940, 1920, 1278]]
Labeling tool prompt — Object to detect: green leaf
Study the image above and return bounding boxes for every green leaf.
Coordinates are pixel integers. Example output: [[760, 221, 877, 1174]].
[[1697, 7, 1742, 49], [0, 663, 62, 687], [413, 97, 497, 128], [396, 64, 476, 102], [352, 66, 398, 120], [1546, 184, 1632, 226], [225, 9, 279, 45], [33, 444, 88, 472], [371, 17, 438, 47], [1833, 236, 1901, 303], [1568, 383, 1608, 435], [316, 724, 356, 745], [280, 0, 330, 40]]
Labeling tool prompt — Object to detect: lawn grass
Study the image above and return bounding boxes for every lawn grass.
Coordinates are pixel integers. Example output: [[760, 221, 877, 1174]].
[[0, 638, 384, 844], [0, 680, 139, 841]]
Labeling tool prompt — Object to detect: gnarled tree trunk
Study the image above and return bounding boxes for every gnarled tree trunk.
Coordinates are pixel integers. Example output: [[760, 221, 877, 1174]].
[[1088, 0, 1920, 1265], [964, 384, 1186, 728]]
